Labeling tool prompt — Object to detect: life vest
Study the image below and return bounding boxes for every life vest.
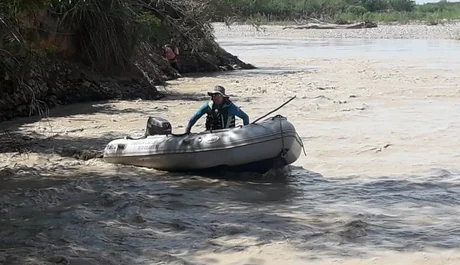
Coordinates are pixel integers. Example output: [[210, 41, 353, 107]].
[[205, 101, 236, 130]]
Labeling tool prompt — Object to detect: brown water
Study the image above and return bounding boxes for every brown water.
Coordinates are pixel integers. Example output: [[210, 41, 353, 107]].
[[2, 165, 460, 264], [2, 30, 460, 264]]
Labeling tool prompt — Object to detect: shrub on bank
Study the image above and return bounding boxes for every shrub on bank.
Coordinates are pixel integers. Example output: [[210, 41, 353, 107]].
[[220, 0, 460, 23], [0, 0, 254, 121]]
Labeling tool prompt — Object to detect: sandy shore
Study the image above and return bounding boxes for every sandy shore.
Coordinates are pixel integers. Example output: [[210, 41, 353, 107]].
[[1, 24, 460, 264], [212, 22, 460, 39]]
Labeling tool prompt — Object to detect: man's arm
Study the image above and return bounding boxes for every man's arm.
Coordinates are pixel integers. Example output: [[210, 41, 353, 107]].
[[185, 103, 208, 133], [229, 104, 249, 125]]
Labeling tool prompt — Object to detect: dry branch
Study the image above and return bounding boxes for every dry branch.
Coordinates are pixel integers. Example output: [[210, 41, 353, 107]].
[[283, 22, 378, 30]]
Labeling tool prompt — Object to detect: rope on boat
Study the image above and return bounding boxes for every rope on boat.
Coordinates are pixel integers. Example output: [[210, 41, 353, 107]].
[[278, 115, 288, 159], [298, 134, 307, 156]]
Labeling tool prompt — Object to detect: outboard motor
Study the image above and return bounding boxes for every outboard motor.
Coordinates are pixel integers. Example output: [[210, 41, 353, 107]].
[[145, 117, 172, 136]]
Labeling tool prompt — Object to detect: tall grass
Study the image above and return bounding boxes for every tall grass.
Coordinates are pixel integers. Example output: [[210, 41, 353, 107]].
[[40, 0, 138, 71], [222, 0, 460, 23], [0, 0, 241, 73], [0, 0, 245, 120]]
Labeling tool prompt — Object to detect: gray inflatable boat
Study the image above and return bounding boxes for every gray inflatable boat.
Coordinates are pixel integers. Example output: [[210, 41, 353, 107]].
[[103, 115, 305, 173]]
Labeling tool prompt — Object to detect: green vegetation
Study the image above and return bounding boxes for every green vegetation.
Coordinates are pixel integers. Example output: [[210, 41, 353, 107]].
[[224, 0, 460, 24], [0, 0, 230, 73], [0, 0, 255, 121]]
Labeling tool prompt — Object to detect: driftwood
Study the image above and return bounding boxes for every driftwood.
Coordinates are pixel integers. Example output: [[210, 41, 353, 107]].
[[294, 17, 325, 25], [283, 22, 378, 30]]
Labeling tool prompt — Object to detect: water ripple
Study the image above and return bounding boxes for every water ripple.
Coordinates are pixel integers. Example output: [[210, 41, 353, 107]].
[[1, 166, 459, 264]]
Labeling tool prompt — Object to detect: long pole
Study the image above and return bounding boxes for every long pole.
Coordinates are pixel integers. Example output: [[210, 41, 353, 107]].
[[251, 96, 297, 124]]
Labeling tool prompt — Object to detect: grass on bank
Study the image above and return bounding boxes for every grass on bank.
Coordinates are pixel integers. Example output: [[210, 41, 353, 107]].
[[0, 0, 247, 91], [0, 0, 249, 121], [0, 0, 218, 71], [225, 0, 460, 25]]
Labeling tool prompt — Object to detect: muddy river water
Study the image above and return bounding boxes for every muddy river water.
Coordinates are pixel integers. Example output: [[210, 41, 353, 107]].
[[1, 26, 460, 264]]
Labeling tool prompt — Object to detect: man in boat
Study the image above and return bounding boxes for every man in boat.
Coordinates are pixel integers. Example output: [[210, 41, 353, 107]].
[[185, 85, 249, 133]]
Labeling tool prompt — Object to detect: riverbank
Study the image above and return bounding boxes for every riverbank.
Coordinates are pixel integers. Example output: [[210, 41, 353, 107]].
[[0, 2, 255, 123], [212, 22, 460, 39]]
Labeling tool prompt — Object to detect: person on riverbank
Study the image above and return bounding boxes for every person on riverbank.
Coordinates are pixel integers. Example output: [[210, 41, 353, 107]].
[[185, 85, 250, 133], [163, 43, 180, 73]]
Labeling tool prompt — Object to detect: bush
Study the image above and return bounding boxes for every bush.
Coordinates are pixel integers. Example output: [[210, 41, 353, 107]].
[[346, 5, 368, 15], [219, 0, 460, 23], [389, 0, 416, 12]]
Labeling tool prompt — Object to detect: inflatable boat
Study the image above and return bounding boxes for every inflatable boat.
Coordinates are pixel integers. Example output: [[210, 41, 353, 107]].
[[103, 115, 305, 173]]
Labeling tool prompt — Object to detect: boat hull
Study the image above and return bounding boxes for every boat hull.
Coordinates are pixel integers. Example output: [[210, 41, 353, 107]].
[[103, 116, 304, 172]]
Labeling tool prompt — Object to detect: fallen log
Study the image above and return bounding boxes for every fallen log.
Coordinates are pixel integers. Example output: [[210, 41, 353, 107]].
[[283, 21, 378, 30]]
